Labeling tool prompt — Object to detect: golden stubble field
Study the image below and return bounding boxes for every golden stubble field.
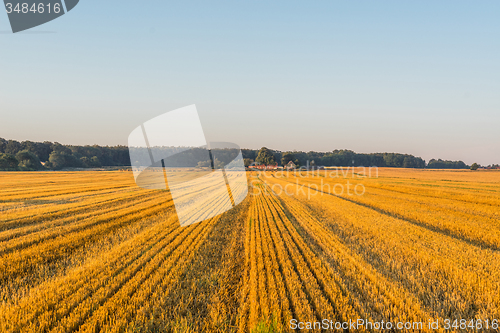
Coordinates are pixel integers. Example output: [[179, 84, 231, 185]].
[[0, 168, 499, 332]]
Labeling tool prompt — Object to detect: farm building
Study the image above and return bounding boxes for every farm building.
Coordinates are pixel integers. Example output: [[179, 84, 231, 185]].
[[285, 161, 296, 170], [248, 163, 279, 170]]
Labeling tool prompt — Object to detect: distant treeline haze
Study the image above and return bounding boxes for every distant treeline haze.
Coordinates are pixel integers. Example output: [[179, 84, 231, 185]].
[[0, 138, 471, 171]]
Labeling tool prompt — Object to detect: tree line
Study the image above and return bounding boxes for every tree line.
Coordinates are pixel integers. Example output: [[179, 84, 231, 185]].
[[0, 138, 129, 171], [245, 147, 471, 170], [0, 137, 473, 171]]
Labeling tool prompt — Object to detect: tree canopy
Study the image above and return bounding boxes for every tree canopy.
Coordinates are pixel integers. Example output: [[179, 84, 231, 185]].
[[0, 137, 475, 170], [256, 147, 276, 166], [0, 153, 19, 171], [427, 159, 468, 169], [281, 152, 295, 166], [16, 150, 43, 171]]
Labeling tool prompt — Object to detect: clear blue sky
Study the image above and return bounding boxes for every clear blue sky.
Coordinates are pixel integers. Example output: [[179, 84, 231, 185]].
[[1, 1, 499, 165]]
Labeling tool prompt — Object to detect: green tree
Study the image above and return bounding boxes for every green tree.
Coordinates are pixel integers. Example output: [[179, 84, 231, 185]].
[[16, 150, 42, 171], [0, 153, 19, 170], [213, 158, 225, 169], [29, 141, 52, 162], [256, 147, 276, 166], [197, 160, 211, 168], [403, 156, 415, 168], [90, 156, 102, 167], [5, 140, 21, 155], [0, 138, 7, 153], [80, 156, 91, 168], [196, 158, 225, 169], [470, 163, 479, 171], [281, 152, 295, 166], [243, 158, 254, 167], [48, 151, 67, 170]]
